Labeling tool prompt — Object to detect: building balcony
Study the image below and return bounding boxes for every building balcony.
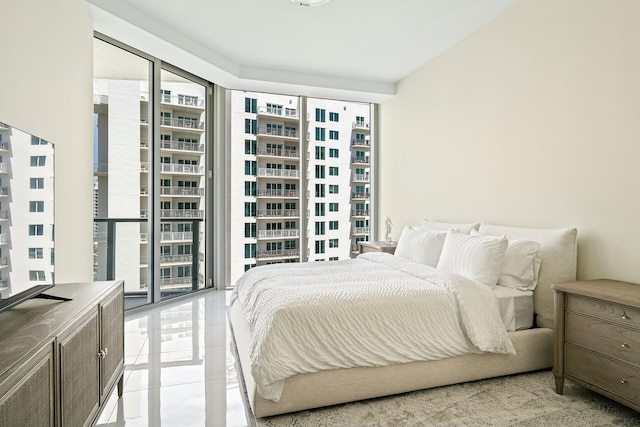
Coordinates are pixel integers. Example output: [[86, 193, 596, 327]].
[[0, 164, 9, 174], [352, 226, 370, 235], [0, 280, 7, 292], [161, 163, 204, 175], [140, 254, 194, 266], [140, 231, 197, 243], [0, 234, 8, 244], [256, 168, 299, 179], [351, 192, 370, 200], [257, 105, 299, 121], [256, 209, 299, 218], [257, 189, 299, 198], [141, 116, 205, 132], [160, 186, 204, 197], [256, 147, 299, 159], [257, 127, 298, 140], [351, 156, 370, 165], [0, 143, 9, 151], [352, 174, 370, 183], [140, 209, 204, 219], [0, 210, 9, 220], [157, 93, 205, 110], [256, 249, 300, 260], [0, 187, 8, 197], [351, 209, 370, 217], [140, 276, 201, 290], [140, 139, 204, 153], [257, 229, 300, 239], [352, 121, 370, 132], [351, 139, 370, 149]]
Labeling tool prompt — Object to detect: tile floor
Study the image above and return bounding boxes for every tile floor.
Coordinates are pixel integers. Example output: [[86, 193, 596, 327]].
[[96, 289, 250, 427]]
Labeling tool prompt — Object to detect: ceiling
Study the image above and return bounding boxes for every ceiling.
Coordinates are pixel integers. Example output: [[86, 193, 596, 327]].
[[86, 0, 519, 101]]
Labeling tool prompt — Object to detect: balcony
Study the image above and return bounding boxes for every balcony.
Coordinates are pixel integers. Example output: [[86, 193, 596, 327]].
[[140, 231, 195, 243], [0, 210, 9, 220], [140, 139, 204, 153], [256, 168, 299, 179], [0, 280, 7, 292], [0, 234, 8, 244], [351, 156, 370, 165], [257, 189, 299, 198], [140, 209, 204, 219], [257, 127, 298, 140], [257, 209, 299, 218], [0, 187, 8, 197], [352, 174, 370, 183], [257, 229, 300, 239], [256, 147, 299, 159], [352, 209, 370, 217], [257, 105, 298, 121], [0, 164, 9, 174], [256, 249, 300, 260], [140, 254, 194, 266], [352, 226, 370, 235], [161, 163, 204, 175], [160, 187, 204, 197], [141, 116, 205, 131], [140, 277, 199, 290], [157, 93, 204, 109], [0, 143, 9, 151], [351, 192, 370, 200], [352, 120, 370, 132], [351, 139, 370, 149]]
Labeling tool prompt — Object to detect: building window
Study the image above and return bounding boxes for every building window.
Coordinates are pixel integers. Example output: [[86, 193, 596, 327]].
[[244, 160, 257, 176], [315, 146, 325, 160], [29, 248, 44, 259], [315, 240, 325, 254], [315, 108, 326, 122], [329, 112, 339, 122], [315, 221, 325, 235], [244, 263, 256, 272], [329, 239, 339, 248], [30, 156, 46, 167], [244, 223, 256, 238], [244, 181, 256, 196], [329, 148, 339, 158], [245, 97, 257, 113], [329, 221, 339, 230], [329, 256, 339, 261], [329, 130, 339, 140], [329, 185, 339, 194], [284, 240, 296, 250], [315, 127, 325, 141], [315, 184, 325, 198], [329, 203, 339, 212], [29, 224, 44, 236], [315, 165, 325, 179], [31, 136, 48, 145], [315, 203, 325, 216], [29, 270, 46, 281], [244, 139, 257, 155], [29, 201, 45, 212], [329, 166, 339, 176], [244, 243, 256, 258], [244, 202, 256, 217], [244, 119, 257, 134]]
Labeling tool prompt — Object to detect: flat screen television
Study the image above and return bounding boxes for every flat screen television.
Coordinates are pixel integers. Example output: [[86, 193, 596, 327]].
[[0, 122, 63, 314]]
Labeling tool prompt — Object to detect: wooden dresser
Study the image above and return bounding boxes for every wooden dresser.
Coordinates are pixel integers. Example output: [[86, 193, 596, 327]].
[[0, 281, 124, 427], [552, 279, 640, 411]]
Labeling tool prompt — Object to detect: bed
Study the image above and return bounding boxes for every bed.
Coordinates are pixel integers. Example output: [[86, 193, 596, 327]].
[[229, 222, 578, 418]]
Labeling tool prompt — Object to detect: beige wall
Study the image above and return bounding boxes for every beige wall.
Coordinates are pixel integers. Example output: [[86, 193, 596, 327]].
[[379, 0, 640, 283], [0, 0, 94, 282]]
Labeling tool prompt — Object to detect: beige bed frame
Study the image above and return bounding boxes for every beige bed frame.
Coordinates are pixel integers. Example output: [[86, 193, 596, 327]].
[[230, 223, 578, 418]]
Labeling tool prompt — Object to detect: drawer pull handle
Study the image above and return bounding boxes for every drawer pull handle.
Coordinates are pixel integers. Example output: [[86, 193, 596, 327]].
[[622, 343, 629, 348], [621, 378, 627, 384]]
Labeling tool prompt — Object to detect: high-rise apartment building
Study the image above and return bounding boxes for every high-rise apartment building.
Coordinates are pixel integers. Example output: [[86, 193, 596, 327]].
[[229, 91, 372, 285], [0, 123, 55, 298], [93, 78, 207, 299]]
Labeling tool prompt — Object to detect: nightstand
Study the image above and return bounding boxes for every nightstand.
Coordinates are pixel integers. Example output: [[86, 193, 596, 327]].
[[552, 279, 640, 412], [358, 241, 397, 255]]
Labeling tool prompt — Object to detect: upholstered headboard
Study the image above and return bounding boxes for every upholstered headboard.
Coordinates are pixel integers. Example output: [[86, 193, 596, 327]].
[[478, 223, 578, 329]]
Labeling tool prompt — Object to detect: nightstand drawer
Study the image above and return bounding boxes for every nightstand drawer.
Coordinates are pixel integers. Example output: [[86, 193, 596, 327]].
[[565, 312, 640, 367], [566, 344, 640, 404], [567, 295, 640, 329]]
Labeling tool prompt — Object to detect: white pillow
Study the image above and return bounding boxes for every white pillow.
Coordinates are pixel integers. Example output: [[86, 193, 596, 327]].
[[422, 219, 480, 234], [395, 226, 446, 268], [471, 230, 542, 290], [437, 230, 508, 288]]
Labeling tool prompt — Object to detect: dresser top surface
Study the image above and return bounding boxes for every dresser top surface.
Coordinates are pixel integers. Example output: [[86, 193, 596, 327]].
[[551, 279, 640, 308]]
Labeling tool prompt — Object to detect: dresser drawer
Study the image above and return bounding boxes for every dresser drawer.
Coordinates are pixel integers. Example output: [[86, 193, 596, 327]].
[[565, 312, 640, 368], [566, 295, 640, 329], [566, 344, 640, 404]]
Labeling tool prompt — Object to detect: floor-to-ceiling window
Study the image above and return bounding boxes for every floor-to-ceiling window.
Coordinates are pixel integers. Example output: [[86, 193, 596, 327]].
[[93, 36, 212, 310]]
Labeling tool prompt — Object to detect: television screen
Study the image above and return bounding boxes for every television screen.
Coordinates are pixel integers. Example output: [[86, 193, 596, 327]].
[[0, 122, 55, 313]]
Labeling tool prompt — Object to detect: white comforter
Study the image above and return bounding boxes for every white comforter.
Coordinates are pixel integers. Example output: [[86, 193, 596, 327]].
[[231, 252, 515, 402]]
